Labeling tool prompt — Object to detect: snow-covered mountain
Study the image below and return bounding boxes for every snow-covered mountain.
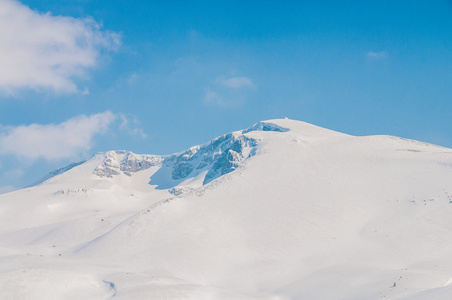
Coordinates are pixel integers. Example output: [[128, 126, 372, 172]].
[[1, 118, 452, 300]]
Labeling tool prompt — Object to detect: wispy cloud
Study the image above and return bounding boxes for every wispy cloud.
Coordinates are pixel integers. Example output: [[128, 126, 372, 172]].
[[126, 73, 139, 85], [204, 75, 256, 107], [217, 76, 255, 88], [0, 0, 121, 95], [367, 51, 387, 59], [203, 89, 226, 106], [0, 111, 117, 160], [118, 113, 147, 139]]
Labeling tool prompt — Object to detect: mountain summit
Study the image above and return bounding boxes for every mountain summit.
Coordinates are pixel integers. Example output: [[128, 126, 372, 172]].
[[1, 119, 452, 300]]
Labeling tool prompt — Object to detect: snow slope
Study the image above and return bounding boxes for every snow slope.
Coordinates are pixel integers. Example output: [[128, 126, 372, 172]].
[[1, 119, 452, 299]]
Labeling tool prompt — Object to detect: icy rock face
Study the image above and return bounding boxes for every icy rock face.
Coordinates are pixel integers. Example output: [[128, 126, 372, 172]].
[[242, 121, 289, 134], [165, 132, 259, 185], [94, 151, 163, 178], [172, 163, 194, 180], [93, 121, 286, 185]]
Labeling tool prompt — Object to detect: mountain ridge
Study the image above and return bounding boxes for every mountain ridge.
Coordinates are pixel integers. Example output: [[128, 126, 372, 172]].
[[33, 119, 296, 192], [1, 118, 452, 300], [36, 118, 447, 191]]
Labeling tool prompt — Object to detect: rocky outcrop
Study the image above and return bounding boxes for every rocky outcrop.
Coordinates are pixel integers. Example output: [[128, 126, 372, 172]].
[[163, 132, 258, 185], [94, 151, 164, 178]]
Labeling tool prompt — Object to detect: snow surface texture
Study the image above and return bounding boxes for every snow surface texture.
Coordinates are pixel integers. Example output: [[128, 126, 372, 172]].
[[1, 119, 452, 299]]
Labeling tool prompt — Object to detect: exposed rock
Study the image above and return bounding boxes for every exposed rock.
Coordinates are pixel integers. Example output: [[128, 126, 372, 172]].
[[172, 163, 194, 180], [92, 122, 286, 186], [94, 151, 163, 178], [164, 132, 258, 184], [242, 121, 289, 134]]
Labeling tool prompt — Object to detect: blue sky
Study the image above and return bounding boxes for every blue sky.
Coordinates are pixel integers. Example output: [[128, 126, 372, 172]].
[[1, 0, 452, 192]]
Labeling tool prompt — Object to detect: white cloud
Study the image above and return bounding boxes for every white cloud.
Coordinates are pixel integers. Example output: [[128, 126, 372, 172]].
[[0, 111, 116, 160], [217, 76, 254, 88], [0, 0, 121, 94], [367, 51, 386, 59]]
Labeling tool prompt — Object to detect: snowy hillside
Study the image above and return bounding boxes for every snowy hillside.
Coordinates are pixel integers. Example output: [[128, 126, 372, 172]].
[[1, 119, 452, 299]]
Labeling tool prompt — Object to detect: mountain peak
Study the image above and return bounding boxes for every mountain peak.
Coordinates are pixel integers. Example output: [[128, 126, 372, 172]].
[[32, 119, 349, 188]]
